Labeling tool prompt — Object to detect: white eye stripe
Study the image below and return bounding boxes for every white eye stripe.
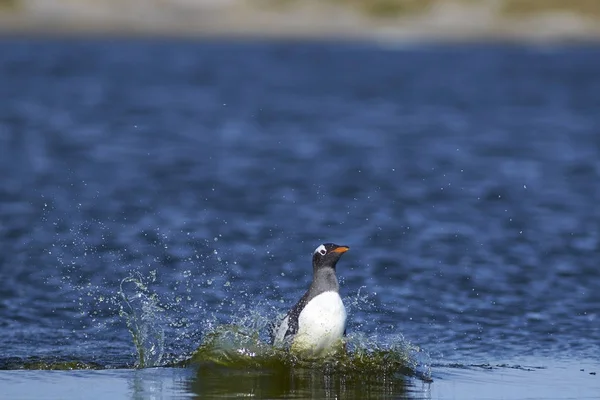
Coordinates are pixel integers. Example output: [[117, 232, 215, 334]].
[[314, 244, 327, 255]]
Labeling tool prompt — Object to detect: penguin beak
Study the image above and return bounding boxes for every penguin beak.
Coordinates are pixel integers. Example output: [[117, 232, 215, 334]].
[[332, 246, 349, 254]]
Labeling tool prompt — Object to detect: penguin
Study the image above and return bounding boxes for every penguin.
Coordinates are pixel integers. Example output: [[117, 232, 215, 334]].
[[270, 243, 349, 357]]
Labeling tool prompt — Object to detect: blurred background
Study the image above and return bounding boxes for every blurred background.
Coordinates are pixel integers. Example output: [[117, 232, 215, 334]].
[[1, 0, 600, 41], [1, 1, 599, 399]]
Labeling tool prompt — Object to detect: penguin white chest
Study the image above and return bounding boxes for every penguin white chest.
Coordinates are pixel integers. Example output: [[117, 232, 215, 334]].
[[293, 291, 346, 355]]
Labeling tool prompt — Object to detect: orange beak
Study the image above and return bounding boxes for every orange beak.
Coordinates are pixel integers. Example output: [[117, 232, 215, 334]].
[[332, 246, 350, 254]]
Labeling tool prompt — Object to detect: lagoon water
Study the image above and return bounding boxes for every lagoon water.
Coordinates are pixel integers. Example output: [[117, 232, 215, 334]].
[[0, 39, 599, 399]]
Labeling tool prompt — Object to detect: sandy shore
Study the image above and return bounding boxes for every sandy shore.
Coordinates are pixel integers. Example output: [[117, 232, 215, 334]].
[[1, 0, 600, 42]]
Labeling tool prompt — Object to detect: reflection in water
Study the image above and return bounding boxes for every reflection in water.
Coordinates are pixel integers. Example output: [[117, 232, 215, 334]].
[[129, 369, 165, 400], [127, 367, 197, 400], [187, 363, 429, 399]]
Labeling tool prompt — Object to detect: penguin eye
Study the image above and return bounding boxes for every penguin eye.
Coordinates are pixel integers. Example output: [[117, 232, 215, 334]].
[[315, 244, 327, 256]]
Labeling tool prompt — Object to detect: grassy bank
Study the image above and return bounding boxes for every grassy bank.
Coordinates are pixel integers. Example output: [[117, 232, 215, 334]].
[[0, 0, 20, 10], [501, 0, 600, 17], [269, 0, 600, 18], [1, 0, 599, 41], [5, 0, 600, 18]]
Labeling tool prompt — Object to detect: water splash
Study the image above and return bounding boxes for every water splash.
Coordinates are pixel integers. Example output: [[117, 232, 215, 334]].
[[119, 271, 167, 368], [186, 323, 431, 382], [110, 265, 432, 381], [184, 296, 432, 382]]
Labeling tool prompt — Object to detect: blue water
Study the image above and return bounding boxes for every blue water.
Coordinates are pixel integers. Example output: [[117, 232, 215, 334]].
[[0, 39, 599, 398]]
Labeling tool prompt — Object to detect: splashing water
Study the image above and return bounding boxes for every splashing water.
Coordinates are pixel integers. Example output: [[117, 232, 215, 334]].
[[114, 267, 431, 381], [184, 289, 432, 382], [188, 322, 428, 375], [119, 271, 167, 368]]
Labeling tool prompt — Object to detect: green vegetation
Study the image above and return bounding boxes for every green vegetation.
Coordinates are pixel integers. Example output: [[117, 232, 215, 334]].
[[266, 0, 600, 18], [10, 358, 104, 370], [333, 0, 437, 17], [502, 0, 600, 18], [264, 0, 437, 16], [0, 0, 20, 10]]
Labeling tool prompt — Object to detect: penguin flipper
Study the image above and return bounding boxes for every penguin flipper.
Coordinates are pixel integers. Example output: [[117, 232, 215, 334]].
[[272, 291, 311, 346]]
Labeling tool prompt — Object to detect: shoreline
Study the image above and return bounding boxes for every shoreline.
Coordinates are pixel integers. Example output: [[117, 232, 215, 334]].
[[1, 1, 600, 43]]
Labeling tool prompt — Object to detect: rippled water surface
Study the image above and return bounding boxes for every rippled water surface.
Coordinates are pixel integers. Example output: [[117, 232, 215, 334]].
[[0, 39, 599, 399]]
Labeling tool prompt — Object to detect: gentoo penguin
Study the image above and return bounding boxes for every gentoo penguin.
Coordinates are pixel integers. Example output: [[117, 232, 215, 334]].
[[271, 243, 349, 356]]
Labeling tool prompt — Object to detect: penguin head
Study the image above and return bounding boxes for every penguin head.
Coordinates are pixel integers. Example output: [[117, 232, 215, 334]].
[[312, 243, 349, 270]]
